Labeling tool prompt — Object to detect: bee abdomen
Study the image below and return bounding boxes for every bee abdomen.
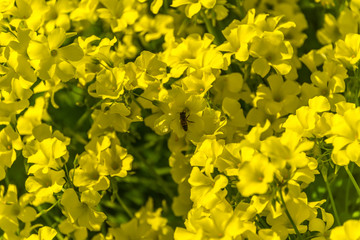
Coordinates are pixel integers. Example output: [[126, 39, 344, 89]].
[[180, 111, 189, 131]]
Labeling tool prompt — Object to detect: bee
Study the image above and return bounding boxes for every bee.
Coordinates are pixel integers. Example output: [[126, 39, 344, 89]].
[[180, 110, 193, 131]]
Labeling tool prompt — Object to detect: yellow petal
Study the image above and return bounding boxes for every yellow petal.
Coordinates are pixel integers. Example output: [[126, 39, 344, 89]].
[[186, 2, 201, 18], [59, 43, 84, 61], [252, 58, 270, 77]]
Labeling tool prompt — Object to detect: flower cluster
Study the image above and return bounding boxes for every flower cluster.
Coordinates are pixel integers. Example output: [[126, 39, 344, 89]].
[[1, 0, 360, 239]]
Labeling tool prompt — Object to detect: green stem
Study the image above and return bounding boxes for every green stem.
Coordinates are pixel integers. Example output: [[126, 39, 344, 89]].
[[256, 214, 269, 228], [199, 10, 225, 45], [344, 165, 360, 198], [90, 99, 104, 110], [176, 18, 190, 36], [71, 157, 78, 184], [64, 162, 76, 189], [131, 92, 158, 105], [254, 219, 265, 229], [321, 168, 341, 226], [36, 204, 65, 240], [4, 174, 10, 187], [56, 232, 65, 240], [131, 95, 146, 111], [279, 188, 303, 240], [75, 110, 90, 130], [115, 193, 134, 219], [40, 211, 52, 226], [345, 166, 351, 215], [36, 200, 60, 218], [163, 0, 169, 12], [110, 178, 134, 218]]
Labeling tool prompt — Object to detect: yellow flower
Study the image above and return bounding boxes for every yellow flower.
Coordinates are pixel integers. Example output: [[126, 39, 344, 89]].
[[25, 226, 57, 240], [217, 18, 259, 63], [0, 78, 33, 124], [107, 198, 173, 240], [271, 2, 308, 48], [88, 67, 126, 99], [149, 0, 163, 14], [149, 87, 206, 139], [330, 219, 360, 240], [88, 101, 142, 138], [22, 124, 68, 165], [250, 31, 293, 77], [174, 204, 257, 240], [301, 60, 347, 111], [58, 218, 88, 240], [241, 120, 271, 151], [237, 153, 274, 197], [171, 0, 216, 18], [267, 184, 314, 238], [261, 130, 314, 169], [130, 50, 167, 89], [101, 139, 133, 178], [254, 74, 301, 116], [317, 14, 342, 45], [257, 229, 281, 239], [170, 153, 191, 184], [6, 27, 37, 88], [282, 96, 332, 138], [216, 142, 244, 175], [61, 188, 107, 231], [26, 137, 68, 174], [202, 0, 228, 21], [77, 36, 122, 87], [115, 33, 139, 59], [300, 45, 334, 73], [165, 33, 225, 81], [317, 8, 358, 45], [246, 107, 286, 136], [96, 0, 139, 32], [25, 169, 66, 206], [188, 167, 228, 209], [8, 0, 48, 30], [211, 72, 247, 105], [309, 208, 334, 240], [222, 97, 247, 127], [70, 0, 99, 24], [43, 0, 76, 33], [134, 14, 173, 42], [181, 70, 217, 95], [0, 185, 37, 235], [17, 96, 46, 135], [71, 153, 110, 191], [334, 33, 360, 66], [0, 125, 23, 180], [218, 8, 296, 71], [0, 0, 14, 13], [190, 138, 224, 175], [27, 28, 84, 81], [326, 107, 360, 166]]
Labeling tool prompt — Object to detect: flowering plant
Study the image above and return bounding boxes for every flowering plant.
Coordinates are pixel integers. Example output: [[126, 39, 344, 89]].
[[1, 0, 360, 239]]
